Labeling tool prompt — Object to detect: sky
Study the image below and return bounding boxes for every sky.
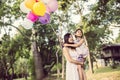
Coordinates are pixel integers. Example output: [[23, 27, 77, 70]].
[[70, 0, 98, 23], [0, 20, 20, 39], [0, 0, 120, 41], [70, 0, 120, 41], [109, 26, 120, 40]]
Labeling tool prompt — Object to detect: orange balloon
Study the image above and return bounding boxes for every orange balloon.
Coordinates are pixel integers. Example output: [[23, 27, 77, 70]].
[[25, 0, 36, 10], [32, 2, 46, 16]]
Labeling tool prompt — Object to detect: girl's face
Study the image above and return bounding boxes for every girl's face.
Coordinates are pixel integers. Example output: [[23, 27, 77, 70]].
[[75, 30, 82, 37], [68, 35, 74, 43]]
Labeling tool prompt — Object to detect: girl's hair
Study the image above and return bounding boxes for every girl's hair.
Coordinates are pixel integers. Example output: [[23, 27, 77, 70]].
[[74, 28, 83, 38], [64, 33, 75, 49]]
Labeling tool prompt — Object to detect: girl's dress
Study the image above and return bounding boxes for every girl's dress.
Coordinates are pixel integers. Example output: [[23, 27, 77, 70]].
[[75, 39, 89, 61]]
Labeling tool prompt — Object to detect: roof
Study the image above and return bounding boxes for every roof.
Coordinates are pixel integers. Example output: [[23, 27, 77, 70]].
[[102, 43, 120, 50]]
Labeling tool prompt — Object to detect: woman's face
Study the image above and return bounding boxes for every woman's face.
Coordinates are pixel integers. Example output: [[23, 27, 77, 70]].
[[68, 35, 74, 43], [75, 30, 82, 37]]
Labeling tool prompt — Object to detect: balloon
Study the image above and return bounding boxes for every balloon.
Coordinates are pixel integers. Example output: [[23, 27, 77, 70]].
[[42, 0, 58, 12], [32, 2, 46, 16], [47, 0, 58, 12], [20, 2, 30, 13], [35, 0, 39, 2], [25, 0, 36, 10], [41, 0, 50, 4], [46, 6, 51, 14], [27, 12, 39, 22], [39, 13, 50, 24], [21, 18, 33, 29]]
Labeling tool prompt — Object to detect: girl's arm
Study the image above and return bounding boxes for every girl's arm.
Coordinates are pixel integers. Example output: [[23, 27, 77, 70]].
[[64, 38, 84, 47], [63, 47, 83, 65]]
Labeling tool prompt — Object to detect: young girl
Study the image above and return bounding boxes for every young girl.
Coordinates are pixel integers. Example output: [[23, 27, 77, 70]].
[[64, 29, 88, 80], [74, 29, 88, 80]]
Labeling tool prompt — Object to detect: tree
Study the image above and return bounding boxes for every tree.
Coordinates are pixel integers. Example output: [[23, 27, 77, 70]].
[[1, 0, 119, 79], [0, 28, 31, 79], [0, 0, 60, 79], [116, 32, 120, 43], [58, 0, 120, 74]]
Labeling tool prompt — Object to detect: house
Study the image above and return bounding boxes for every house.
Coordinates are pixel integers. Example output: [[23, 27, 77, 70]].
[[101, 44, 120, 66]]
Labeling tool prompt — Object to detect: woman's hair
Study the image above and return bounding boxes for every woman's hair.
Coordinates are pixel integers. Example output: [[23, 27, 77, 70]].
[[74, 28, 83, 38], [64, 33, 75, 49]]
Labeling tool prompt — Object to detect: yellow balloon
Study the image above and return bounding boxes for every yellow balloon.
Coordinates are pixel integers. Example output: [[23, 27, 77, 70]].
[[32, 2, 46, 16], [25, 0, 36, 10]]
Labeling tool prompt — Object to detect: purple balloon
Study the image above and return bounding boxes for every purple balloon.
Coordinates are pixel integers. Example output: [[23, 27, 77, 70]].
[[39, 13, 50, 24]]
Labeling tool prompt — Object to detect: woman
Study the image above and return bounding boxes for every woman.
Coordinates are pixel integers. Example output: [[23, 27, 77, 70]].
[[63, 33, 84, 80], [64, 29, 88, 80]]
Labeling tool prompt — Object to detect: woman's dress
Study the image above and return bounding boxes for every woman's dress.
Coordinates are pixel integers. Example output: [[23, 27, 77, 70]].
[[66, 49, 80, 80]]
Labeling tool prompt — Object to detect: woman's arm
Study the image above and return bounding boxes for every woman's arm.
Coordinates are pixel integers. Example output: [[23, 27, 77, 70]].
[[63, 47, 83, 65], [64, 38, 84, 47]]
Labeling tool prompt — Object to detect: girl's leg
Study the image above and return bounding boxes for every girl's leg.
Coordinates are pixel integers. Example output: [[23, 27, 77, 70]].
[[82, 69, 87, 80], [77, 65, 83, 80]]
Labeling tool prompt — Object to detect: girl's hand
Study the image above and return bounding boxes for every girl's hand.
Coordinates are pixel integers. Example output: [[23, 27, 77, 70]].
[[64, 43, 69, 47], [80, 61, 84, 66]]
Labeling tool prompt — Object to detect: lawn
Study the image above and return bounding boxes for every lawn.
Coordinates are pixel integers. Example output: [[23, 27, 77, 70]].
[[86, 66, 120, 80], [14, 66, 120, 80], [43, 66, 120, 80]]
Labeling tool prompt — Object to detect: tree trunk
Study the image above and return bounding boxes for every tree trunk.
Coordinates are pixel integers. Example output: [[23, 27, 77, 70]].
[[61, 54, 65, 79], [56, 49, 60, 78], [84, 36, 94, 74], [88, 52, 94, 73], [31, 41, 44, 80]]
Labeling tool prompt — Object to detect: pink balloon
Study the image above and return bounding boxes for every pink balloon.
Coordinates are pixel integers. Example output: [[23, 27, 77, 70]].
[[46, 6, 51, 14], [27, 12, 39, 22], [45, 0, 58, 12]]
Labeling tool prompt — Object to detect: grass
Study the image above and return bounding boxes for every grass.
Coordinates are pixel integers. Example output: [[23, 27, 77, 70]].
[[44, 66, 120, 80], [87, 71, 120, 80], [86, 66, 120, 80], [14, 66, 120, 80], [94, 66, 120, 73]]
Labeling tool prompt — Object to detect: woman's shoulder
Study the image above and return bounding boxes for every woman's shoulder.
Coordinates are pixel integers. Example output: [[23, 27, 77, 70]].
[[63, 46, 68, 50], [63, 47, 71, 52], [62, 47, 69, 54]]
